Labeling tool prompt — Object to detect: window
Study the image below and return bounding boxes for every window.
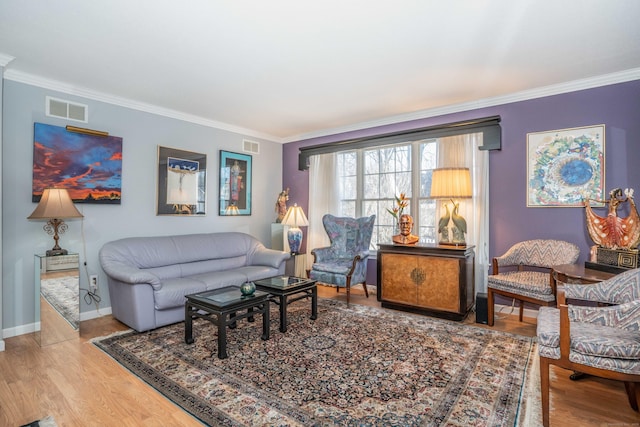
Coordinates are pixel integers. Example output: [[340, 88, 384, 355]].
[[336, 139, 439, 249]]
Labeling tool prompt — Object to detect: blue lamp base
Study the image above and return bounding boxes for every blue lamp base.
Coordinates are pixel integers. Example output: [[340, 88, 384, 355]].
[[287, 227, 303, 254]]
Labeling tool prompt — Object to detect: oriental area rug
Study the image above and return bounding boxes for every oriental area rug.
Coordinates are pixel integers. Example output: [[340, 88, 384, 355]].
[[93, 299, 541, 426]]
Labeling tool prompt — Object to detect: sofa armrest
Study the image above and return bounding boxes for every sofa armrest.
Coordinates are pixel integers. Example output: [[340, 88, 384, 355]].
[[102, 263, 161, 288], [250, 247, 290, 268]]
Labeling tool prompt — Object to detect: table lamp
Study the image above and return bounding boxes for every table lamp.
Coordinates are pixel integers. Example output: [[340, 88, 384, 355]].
[[28, 188, 84, 256], [282, 203, 309, 254], [430, 167, 472, 246]]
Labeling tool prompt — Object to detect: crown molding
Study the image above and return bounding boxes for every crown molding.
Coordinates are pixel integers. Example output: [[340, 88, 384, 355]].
[[4, 66, 639, 145], [0, 53, 15, 67], [283, 68, 640, 143], [2, 69, 283, 143]]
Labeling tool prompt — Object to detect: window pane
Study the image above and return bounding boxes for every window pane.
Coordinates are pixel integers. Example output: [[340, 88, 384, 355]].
[[364, 150, 379, 174], [343, 176, 357, 199], [363, 174, 379, 199], [340, 200, 355, 217], [337, 143, 420, 248]]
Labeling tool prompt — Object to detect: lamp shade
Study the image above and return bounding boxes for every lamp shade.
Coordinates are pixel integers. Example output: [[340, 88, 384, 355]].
[[28, 188, 83, 219], [282, 204, 309, 227], [430, 168, 472, 199]]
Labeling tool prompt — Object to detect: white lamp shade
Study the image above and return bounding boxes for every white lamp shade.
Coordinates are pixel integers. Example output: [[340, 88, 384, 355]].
[[430, 168, 472, 199], [282, 204, 309, 227], [28, 188, 83, 219]]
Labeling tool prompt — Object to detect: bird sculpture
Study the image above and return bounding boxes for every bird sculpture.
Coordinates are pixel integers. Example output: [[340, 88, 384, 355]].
[[584, 188, 640, 250], [438, 203, 451, 242], [450, 201, 468, 244]]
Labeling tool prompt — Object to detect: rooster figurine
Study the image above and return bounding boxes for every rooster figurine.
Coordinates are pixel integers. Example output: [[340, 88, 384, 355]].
[[584, 188, 640, 250]]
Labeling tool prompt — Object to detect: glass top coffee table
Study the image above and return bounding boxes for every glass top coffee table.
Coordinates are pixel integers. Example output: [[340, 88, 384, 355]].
[[184, 286, 270, 359], [253, 276, 317, 333]]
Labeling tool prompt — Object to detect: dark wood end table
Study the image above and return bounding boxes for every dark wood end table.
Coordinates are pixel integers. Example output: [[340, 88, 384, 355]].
[[253, 276, 317, 333], [551, 263, 615, 286], [184, 286, 270, 359]]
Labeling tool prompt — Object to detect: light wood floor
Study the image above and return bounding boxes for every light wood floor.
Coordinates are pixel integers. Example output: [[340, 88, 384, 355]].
[[1, 285, 638, 426]]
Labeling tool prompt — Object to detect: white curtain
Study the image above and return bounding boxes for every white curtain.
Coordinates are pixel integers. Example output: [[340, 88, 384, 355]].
[[306, 153, 340, 271], [437, 133, 490, 293]]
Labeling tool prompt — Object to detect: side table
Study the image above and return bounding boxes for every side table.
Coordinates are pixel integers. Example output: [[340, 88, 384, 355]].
[[184, 286, 270, 359], [551, 263, 615, 287], [253, 276, 317, 332]]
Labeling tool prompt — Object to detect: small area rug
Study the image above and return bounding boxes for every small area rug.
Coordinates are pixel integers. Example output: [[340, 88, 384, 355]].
[[94, 299, 540, 426]]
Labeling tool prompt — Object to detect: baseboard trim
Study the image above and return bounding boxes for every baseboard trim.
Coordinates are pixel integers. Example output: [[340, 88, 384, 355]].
[[1, 306, 113, 341]]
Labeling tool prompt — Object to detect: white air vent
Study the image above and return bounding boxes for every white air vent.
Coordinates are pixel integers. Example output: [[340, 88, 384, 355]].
[[46, 96, 88, 122], [243, 139, 260, 154]]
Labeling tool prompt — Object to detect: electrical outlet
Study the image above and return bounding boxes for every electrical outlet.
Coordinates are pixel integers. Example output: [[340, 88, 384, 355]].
[[90, 275, 98, 292]]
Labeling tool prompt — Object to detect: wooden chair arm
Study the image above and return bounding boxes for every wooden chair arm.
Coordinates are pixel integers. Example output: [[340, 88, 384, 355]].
[[559, 304, 570, 359], [557, 287, 567, 305]]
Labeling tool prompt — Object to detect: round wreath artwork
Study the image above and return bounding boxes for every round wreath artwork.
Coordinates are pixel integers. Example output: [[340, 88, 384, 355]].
[[529, 133, 603, 206]]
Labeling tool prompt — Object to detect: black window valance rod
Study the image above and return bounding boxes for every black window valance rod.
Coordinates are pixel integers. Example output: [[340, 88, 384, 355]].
[[299, 115, 501, 170]]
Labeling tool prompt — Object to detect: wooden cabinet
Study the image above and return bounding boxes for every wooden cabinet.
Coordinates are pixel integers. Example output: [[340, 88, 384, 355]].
[[377, 244, 475, 321]]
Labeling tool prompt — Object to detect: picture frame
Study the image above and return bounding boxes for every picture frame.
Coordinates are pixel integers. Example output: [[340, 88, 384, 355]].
[[527, 124, 605, 207], [157, 146, 206, 216], [32, 122, 123, 204], [219, 150, 252, 216]]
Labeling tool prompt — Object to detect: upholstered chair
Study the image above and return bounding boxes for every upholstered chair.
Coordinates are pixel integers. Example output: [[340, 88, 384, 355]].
[[537, 267, 640, 426], [309, 214, 376, 305], [487, 239, 580, 326]]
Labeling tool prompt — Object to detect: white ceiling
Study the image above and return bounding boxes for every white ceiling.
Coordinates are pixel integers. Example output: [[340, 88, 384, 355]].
[[1, 0, 639, 142]]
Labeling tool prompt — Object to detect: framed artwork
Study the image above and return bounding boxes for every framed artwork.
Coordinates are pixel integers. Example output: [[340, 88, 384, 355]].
[[157, 146, 206, 215], [219, 150, 252, 215], [527, 124, 605, 207], [32, 122, 123, 203]]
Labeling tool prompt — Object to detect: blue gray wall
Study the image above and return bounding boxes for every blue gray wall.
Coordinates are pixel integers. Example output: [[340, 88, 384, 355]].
[[2, 80, 283, 336]]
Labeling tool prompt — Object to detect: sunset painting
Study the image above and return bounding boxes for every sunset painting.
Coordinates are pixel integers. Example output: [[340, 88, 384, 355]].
[[32, 122, 123, 203]]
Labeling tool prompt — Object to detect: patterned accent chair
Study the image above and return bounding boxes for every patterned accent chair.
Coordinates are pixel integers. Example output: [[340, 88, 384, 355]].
[[537, 268, 640, 426], [309, 214, 376, 306], [487, 239, 580, 326]]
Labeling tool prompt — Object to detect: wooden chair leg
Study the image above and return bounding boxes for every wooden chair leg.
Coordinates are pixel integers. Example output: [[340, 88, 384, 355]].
[[519, 300, 524, 322], [540, 357, 551, 427], [487, 289, 495, 326], [362, 283, 369, 298], [624, 381, 640, 412]]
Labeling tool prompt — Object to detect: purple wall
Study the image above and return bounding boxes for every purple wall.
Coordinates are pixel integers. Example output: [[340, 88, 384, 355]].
[[283, 80, 640, 280]]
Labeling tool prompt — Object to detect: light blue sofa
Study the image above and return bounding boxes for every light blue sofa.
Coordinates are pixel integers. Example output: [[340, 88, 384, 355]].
[[99, 232, 290, 332]]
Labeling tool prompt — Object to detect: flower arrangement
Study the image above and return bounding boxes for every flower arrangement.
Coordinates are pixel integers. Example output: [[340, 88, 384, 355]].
[[386, 193, 409, 224]]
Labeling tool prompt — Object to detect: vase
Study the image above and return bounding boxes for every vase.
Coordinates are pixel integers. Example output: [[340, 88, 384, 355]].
[[240, 281, 256, 296]]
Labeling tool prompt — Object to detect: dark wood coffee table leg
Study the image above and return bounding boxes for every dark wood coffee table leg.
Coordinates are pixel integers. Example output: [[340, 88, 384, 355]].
[[184, 303, 194, 344], [229, 311, 237, 329], [217, 312, 228, 359], [278, 295, 288, 333], [311, 286, 318, 320], [262, 302, 270, 340]]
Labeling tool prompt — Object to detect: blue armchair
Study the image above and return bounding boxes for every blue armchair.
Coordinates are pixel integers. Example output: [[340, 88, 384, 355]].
[[309, 214, 376, 306]]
